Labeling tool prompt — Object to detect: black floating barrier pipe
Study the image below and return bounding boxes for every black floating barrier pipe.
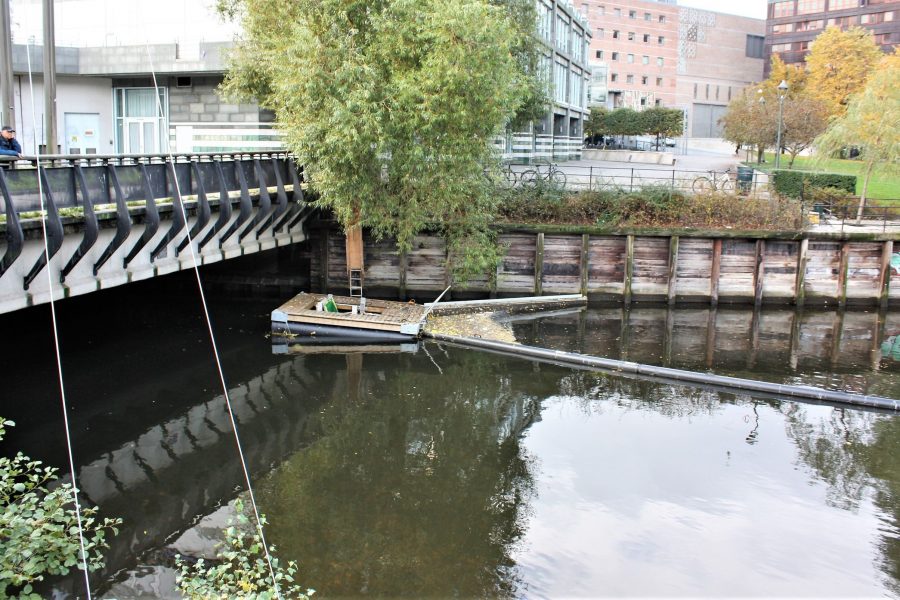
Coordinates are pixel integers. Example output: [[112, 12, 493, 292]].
[[424, 333, 900, 412]]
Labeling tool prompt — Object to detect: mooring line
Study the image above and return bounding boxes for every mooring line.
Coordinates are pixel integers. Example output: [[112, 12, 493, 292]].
[[144, 45, 282, 597], [24, 41, 94, 599]]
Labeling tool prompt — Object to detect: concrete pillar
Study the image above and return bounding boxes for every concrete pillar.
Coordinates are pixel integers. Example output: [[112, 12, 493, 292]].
[[42, 0, 57, 154], [0, 0, 14, 130]]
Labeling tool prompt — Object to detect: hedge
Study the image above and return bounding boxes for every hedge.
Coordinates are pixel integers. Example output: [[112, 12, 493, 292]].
[[771, 170, 856, 198]]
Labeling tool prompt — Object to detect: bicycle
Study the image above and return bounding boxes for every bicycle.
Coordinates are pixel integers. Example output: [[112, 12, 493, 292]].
[[520, 161, 567, 189], [501, 163, 519, 188], [691, 168, 735, 193]]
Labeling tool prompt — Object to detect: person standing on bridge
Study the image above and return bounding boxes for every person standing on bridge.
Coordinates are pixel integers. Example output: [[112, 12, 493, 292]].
[[0, 126, 23, 158]]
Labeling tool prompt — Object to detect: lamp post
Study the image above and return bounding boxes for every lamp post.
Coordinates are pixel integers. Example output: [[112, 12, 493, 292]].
[[774, 80, 788, 170]]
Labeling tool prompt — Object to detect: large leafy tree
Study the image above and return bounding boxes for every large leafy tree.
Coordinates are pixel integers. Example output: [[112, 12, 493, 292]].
[[720, 88, 776, 164], [805, 26, 883, 118], [815, 52, 900, 222], [219, 0, 540, 277], [779, 96, 830, 168]]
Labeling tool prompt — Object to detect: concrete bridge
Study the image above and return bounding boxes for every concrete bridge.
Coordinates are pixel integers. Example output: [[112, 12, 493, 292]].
[[0, 152, 313, 313]]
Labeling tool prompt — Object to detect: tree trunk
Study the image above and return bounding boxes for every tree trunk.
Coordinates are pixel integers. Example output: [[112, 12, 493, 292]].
[[756, 145, 764, 164], [856, 160, 875, 224], [788, 150, 798, 168]]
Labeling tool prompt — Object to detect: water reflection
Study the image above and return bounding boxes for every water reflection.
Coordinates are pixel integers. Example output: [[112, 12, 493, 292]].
[[511, 306, 900, 398], [2, 283, 900, 597]]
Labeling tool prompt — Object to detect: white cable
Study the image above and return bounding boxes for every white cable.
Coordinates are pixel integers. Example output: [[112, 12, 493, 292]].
[[24, 41, 94, 599], [144, 45, 282, 597]]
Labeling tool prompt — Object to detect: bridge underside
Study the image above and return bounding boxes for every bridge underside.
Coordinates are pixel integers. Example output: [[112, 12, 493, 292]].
[[0, 152, 314, 314]]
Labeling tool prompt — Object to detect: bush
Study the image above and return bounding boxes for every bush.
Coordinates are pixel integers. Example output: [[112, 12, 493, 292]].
[[771, 170, 856, 198], [176, 499, 312, 600], [0, 418, 121, 599], [808, 186, 857, 215]]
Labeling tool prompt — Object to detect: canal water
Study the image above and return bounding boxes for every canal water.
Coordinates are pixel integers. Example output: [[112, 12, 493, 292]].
[[2, 273, 900, 598]]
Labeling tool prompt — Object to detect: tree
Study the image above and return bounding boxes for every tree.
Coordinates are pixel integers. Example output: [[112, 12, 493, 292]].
[[761, 54, 807, 98], [779, 95, 830, 168], [639, 107, 684, 150], [815, 53, 900, 222], [584, 106, 610, 143], [805, 26, 883, 117], [605, 108, 644, 141], [219, 0, 540, 278], [720, 88, 776, 163], [0, 418, 120, 598]]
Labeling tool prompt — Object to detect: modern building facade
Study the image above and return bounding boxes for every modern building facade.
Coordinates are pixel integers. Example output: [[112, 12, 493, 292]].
[[6, 0, 590, 162], [765, 0, 900, 72], [502, 0, 592, 162], [579, 1, 765, 139]]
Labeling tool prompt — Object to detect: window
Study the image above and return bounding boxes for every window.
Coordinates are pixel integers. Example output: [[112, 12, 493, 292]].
[[627, 53, 634, 63], [861, 12, 888, 24], [613, 30, 620, 39], [727, 86, 732, 100], [645, 12, 652, 21], [746, 34, 765, 58], [611, 73, 618, 82], [693, 83, 698, 99], [658, 36, 665, 44], [628, 31, 635, 40], [629, 10, 636, 18], [554, 61, 568, 103], [656, 77, 663, 86], [556, 15, 568, 51], [114, 87, 169, 154], [771, 42, 793, 52], [796, 19, 824, 30], [655, 99, 661, 106], [581, 3, 589, 16], [771, 1, 794, 17], [797, 0, 825, 15], [828, 0, 859, 8], [596, 27, 604, 38], [611, 51, 619, 60], [570, 67, 583, 107], [643, 34, 650, 42], [537, 2, 552, 41], [659, 14, 666, 23], [596, 50, 604, 59], [827, 15, 858, 27], [771, 22, 795, 33], [614, 7, 621, 17], [656, 57, 664, 66], [640, 97, 647, 107], [642, 55, 649, 64], [626, 74, 635, 83], [705, 84, 710, 99], [715, 85, 720, 100], [598, 5, 605, 15], [641, 75, 648, 85]]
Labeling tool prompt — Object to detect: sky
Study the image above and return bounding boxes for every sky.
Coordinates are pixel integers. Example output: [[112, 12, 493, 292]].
[[677, 0, 767, 20]]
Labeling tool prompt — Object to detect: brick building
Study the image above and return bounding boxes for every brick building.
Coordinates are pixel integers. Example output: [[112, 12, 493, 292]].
[[580, 1, 766, 139], [765, 0, 900, 72]]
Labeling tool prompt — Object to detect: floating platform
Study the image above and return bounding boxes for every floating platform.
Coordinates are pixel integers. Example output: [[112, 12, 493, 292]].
[[271, 293, 427, 343]]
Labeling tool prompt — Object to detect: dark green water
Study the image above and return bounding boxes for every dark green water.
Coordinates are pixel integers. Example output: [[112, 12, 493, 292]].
[[2, 275, 900, 598]]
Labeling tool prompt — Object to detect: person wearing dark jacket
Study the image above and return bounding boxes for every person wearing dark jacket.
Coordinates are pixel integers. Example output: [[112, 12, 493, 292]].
[[0, 126, 23, 157]]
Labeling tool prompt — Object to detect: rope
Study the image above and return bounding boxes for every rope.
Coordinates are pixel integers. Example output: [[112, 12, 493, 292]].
[[24, 41, 94, 599], [144, 45, 282, 597]]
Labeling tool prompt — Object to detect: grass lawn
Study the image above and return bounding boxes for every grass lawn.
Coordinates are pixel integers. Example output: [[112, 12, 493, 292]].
[[748, 153, 900, 202]]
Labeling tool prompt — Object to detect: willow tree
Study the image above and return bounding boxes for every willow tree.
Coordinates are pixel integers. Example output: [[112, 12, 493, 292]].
[[815, 53, 899, 223], [218, 0, 540, 277]]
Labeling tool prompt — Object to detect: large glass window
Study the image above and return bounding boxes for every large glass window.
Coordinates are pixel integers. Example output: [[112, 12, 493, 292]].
[[828, 0, 860, 9], [797, 0, 825, 15], [570, 67, 583, 108], [556, 15, 568, 51], [554, 61, 568, 103], [114, 87, 168, 154], [537, 2, 552, 41], [771, 1, 795, 17]]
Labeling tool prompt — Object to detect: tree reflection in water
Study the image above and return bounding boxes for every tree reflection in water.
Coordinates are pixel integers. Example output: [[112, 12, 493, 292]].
[[255, 349, 548, 598]]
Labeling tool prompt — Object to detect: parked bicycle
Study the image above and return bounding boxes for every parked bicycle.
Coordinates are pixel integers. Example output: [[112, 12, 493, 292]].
[[501, 162, 519, 187], [520, 161, 567, 189], [691, 168, 735, 193]]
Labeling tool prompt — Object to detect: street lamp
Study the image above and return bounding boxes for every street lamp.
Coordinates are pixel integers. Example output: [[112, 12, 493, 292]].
[[774, 80, 788, 169]]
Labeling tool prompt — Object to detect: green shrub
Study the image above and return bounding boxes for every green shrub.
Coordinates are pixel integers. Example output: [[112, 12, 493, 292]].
[[176, 499, 312, 600], [808, 186, 857, 215], [771, 170, 856, 198], [0, 418, 121, 599]]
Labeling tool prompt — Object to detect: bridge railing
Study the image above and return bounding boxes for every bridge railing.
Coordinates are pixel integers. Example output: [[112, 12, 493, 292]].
[[0, 152, 314, 304]]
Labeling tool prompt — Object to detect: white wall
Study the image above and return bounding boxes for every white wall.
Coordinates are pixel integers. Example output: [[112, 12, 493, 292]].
[[14, 75, 114, 154], [9, 0, 240, 47]]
